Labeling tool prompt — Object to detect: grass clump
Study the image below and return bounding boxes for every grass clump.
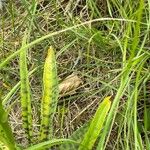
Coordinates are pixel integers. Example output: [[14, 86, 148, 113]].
[[0, 43, 112, 149], [0, 0, 150, 149]]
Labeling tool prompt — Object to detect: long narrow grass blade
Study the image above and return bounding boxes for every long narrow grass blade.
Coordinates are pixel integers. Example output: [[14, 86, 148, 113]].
[[20, 35, 33, 142], [79, 96, 111, 150], [39, 46, 59, 141], [25, 139, 78, 150], [145, 130, 150, 150], [0, 95, 16, 150]]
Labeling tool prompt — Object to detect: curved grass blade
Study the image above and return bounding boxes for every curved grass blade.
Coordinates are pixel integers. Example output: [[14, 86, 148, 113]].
[[0, 18, 136, 70], [20, 34, 33, 142], [25, 139, 78, 150], [39, 46, 59, 141], [79, 96, 111, 150], [59, 122, 90, 150], [0, 95, 16, 150]]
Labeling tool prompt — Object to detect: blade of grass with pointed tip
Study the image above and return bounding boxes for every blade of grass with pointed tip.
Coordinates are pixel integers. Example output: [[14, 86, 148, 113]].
[[39, 46, 59, 141], [78, 96, 111, 150], [20, 34, 33, 142]]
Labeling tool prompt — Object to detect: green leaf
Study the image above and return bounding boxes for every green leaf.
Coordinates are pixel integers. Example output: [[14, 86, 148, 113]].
[[39, 46, 59, 141], [144, 107, 150, 131], [0, 95, 16, 150], [20, 34, 33, 142], [79, 96, 111, 150], [25, 139, 78, 150]]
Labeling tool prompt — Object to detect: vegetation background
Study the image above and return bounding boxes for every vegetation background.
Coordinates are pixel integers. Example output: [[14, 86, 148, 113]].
[[0, 0, 150, 149]]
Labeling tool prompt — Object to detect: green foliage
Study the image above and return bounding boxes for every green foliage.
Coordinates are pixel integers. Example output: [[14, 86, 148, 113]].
[[0, 95, 16, 150], [0, 46, 76, 149], [144, 107, 150, 132], [25, 139, 78, 150], [39, 46, 59, 141], [79, 96, 111, 150], [59, 97, 111, 150], [59, 121, 90, 150], [20, 34, 33, 142], [1, 0, 150, 149], [0, 45, 112, 149]]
